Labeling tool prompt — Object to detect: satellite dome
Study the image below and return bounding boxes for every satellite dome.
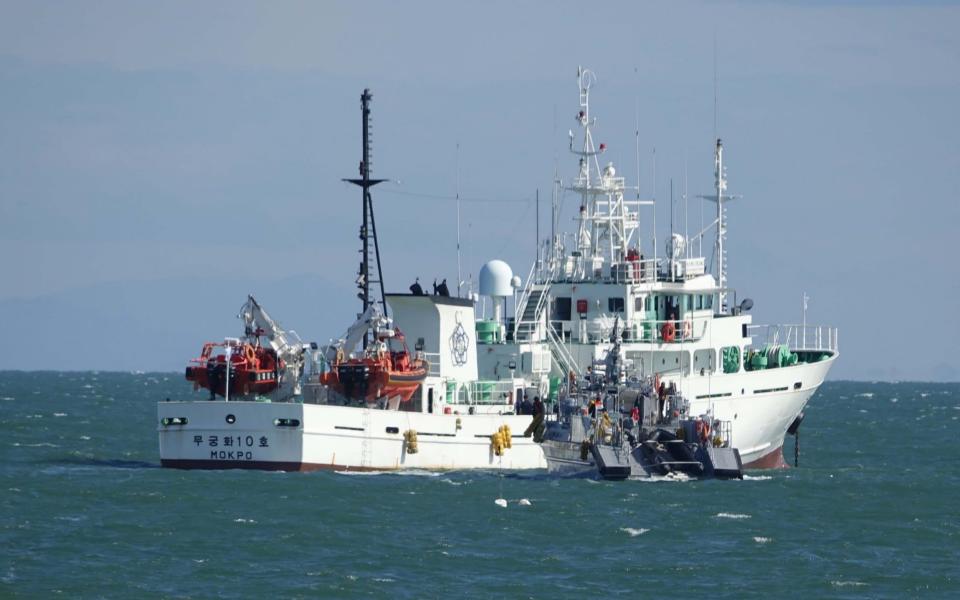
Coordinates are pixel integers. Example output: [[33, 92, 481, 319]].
[[479, 260, 514, 297]]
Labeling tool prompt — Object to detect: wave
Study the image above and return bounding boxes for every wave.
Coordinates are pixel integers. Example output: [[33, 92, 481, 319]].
[[620, 527, 650, 537], [753, 536, 772, 543], [715, 512, 751, 519], [334, 469, 440, 477], [831, 581, 868, 588]]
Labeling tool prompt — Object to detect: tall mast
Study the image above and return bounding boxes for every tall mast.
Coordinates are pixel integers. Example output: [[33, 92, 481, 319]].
[[344, 88, 388, 347], [566, 67, 643, 279], [714, 138, 727, 307], [697, 138, 737, 311]]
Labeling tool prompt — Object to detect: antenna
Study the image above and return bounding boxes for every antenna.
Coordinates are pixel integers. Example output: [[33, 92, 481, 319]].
[[535, 188, 540, 268], [344, 89, 389, 348], [713, 34, 719, 140], [684, 154, 689, 258], [456, 142, 462, 297], [652, 147, 657, 266]]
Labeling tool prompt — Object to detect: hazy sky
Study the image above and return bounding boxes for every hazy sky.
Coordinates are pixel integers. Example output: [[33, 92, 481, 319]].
[[1, 1, 958, 380]]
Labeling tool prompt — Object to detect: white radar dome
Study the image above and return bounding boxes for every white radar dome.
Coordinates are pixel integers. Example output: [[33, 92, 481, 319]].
[[479, 260, 514, 297]]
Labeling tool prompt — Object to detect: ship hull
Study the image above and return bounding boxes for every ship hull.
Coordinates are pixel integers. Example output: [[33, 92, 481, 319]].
[[158, 401, 546, 471], [159, 356, 833, 472]]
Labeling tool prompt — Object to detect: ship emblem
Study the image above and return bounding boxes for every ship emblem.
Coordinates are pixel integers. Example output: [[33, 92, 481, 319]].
[[450, 314, 469, 366]]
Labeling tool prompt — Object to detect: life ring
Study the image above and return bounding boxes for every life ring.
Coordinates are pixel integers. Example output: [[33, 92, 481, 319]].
[[244, 345, 256, 364], [682, 320, 692, 339], [335, 348, 345, 363], [661, 322, 676, 342]]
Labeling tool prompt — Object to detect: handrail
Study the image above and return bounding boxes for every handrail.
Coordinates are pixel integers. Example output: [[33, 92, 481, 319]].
[[421, 352, 442, 377], [547, 322, 582, 378], [513, 256, 560, 340], [581, 316, 708, 344], [512, 260, 539, 330], [746, 324, 839, 352], [445, 380, 515, 405]]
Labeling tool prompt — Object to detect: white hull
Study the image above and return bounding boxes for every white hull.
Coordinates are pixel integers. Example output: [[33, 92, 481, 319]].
[[158, 355, 832, 471], [158, 401, 546, 471], [673, 356, 836, 466]]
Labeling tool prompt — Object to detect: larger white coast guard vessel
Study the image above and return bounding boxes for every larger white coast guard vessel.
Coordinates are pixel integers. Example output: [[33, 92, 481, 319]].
[[473, 68, 837, 468]]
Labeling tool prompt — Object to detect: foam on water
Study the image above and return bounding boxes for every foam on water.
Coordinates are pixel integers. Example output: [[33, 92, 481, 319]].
[[334, 469, 439, 477], [620, 527, 650, 537], [715, 512, 751, 519]]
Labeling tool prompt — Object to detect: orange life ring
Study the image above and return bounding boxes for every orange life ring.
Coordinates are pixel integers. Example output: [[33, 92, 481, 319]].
[[682, 320, 692, 339], [661, 322, 676, 342], [244, 345, 256, 364]]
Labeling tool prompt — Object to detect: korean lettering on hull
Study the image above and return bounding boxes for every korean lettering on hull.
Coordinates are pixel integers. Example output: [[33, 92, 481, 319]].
[[193, 434, 270, 461]]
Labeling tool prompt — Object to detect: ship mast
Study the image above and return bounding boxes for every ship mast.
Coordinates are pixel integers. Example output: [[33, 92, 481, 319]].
[[566, 67, 643, 280], [344, 89, 388, 348]]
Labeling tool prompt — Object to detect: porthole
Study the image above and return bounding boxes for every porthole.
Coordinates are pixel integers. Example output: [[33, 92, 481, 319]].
[[226, 414, 236, 424]]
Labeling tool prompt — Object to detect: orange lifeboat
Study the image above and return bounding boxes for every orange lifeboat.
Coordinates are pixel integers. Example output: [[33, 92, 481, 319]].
[[185, 342, 283, 399], [320, 329, 428, 404]]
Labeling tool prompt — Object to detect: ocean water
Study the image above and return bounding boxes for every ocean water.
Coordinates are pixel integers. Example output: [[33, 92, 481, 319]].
[[1, 373, 958, 598]]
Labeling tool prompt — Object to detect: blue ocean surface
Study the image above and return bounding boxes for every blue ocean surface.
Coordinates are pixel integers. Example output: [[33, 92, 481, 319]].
[[1, 372, 958, 598]]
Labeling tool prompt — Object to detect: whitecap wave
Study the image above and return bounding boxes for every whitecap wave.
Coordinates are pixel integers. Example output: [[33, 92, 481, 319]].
[[715, 512, 751, 519], [831, 581, 867, 588], [335, 469, 439, 477], [753, 536, 772, 544], [620, 527, 650, 537], [742, 474, 772, 481], [233, 518, 256, 524], [630, 472, 692, 483], [856, 392, 874, 398], [53, 412, 68, 417]]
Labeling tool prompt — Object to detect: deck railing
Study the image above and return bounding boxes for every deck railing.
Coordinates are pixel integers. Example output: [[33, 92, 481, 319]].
[[446, 380, 515, 405], [746, 324, 839, 352], [422, 352, 442, 377]]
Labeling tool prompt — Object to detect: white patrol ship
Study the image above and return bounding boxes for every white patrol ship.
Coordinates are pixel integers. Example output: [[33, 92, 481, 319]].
[[473, 68, 837, 468]]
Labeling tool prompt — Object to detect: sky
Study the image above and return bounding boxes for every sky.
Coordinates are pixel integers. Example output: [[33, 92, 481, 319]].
[[0, 0, 958, 380]]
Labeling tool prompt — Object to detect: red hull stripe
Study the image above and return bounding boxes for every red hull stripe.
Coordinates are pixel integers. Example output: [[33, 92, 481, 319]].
[[742, 446, 788, 469], [161, 459, 385, 472]]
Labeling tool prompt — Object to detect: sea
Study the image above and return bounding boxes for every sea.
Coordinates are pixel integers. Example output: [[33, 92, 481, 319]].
[[1, 372, 957, 598]]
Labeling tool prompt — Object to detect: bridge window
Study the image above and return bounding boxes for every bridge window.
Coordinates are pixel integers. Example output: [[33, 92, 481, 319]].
[[608, 297, 625, 313], [552, 297, 572, 321]]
